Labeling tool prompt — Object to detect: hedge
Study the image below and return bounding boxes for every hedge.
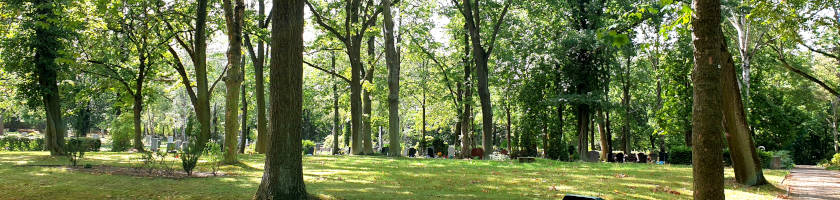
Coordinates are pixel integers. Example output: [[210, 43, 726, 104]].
[[0, 136, 44, 151]]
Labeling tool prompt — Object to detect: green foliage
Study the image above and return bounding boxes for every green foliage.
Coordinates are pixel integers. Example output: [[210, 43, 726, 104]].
[[668, 146, 692, 165], [179, 115, 202, 175], [757, 150, 773, 169], [302, 140, 316, 155], [73, 137, 101, 152], [204, 141, 223, 176], [430, 137, 447, 156], [110, 113, 133, 152], [66, 138, 87, 166], [0, 135, 44, 151]]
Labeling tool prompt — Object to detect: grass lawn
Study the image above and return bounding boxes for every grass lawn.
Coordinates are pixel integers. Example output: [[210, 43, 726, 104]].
[[0, 151, 788, 199]]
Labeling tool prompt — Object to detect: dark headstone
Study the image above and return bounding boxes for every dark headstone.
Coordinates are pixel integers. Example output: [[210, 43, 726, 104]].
[[427, 147, 435, 158], [615, 153, 625, 163], [607, 152, 615, 162], [625, 153, 637, 163], [500, 149, 509, 155], [381, 147, 390, 155], [518, 157, 535, 163], [637, 153, 648, 163], [588, 151, 600, 162], [408, 148, 417, 157], [659, 152, 668, 162], [562, 194, 604, 200], [470, 148, 484, 159]]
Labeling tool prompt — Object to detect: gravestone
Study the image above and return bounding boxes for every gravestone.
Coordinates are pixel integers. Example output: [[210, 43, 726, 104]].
[[607, 152, 615, 162], [408, 148, 417, 157], [587, 151, 600, 162], [518, 157, 535, 163], [637, 153, 648, 163], [150, 137, 160, 152], [470, 148, 484, 160], [427, 147, 435, 158], [144, 135, 152, 145], [447, 145, 456, 158], [625, 153, 637, 163], [615, 152, 625, 163], [659, 152, 668, 162], [771, 156, 782, 169], [381, 147, 389, 155]]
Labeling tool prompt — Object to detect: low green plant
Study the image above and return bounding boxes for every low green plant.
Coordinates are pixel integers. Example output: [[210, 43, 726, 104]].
[[669, 146, 692, 165], [302, 140, 316, 155], [66, 138, 88, 166], [204, 141, 223, 176]]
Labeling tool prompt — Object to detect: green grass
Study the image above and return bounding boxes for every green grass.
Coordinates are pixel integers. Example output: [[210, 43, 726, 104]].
[[0, 151, 788, 199]]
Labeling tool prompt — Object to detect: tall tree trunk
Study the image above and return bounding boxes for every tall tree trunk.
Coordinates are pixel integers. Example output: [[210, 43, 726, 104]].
[[475, 52, 493, 159], [332, 54, 341, 155], [133, 94, 145, 151], [622, 78, 630, 154], [833, 101, 839, 153], [383, 0, 401, 156], [691, 0, 726, 196], [460, 24, 473, 159], [0, 112, 4, 135], [721, 46, 766, 186], [349, 46, 364, 155], [246, 0, 268, 154], [597, 110, 608, 160], [605, 111, 612, 153], [590, 113, 595, 150], [192, 0, 213, 153], [254, 0, 307, 197], [506, 103, 511, 151], [34, 0, 66, 156], [222, 0, 245, 164], [239, 58, 248, 154], [362, 36, 375, 155], [577, 107, 589, 161]]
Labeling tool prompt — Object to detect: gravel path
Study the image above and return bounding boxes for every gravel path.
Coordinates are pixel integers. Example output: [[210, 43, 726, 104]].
[[785, 165, 840, 200]]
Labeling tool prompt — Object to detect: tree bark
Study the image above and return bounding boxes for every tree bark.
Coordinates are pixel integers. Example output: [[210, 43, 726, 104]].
[[33, 0, 66, 156], [362, 36, 375, 155], [239, 58, 248, 154], [597, 110, 608, 160], [222, 0, 245, 164], [721, 46, 766, 186], [133, 94, 144, 151], [331, 54, 341, 155], [691, 0, 726, 196], [577, 107, 589, 161], [244, 0, 268, 154], [383, 0, 401, 157], [254, 0, 307, 198], [460, 24, 473, 158]]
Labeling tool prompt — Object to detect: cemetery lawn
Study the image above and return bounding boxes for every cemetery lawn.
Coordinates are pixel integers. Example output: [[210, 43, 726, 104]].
[[0, 151, 788, 199]]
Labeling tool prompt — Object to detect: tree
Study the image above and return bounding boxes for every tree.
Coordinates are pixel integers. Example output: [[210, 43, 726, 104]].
[[254, 0, 307, 198], [690, 0, 726, 197], [222, 0, 246, 164], [452, 0, 511, 159], [306, 0, 388, 155], [383, 0, 402, 157], [243, 0, 270, 154], [164, 0, 216, 153]]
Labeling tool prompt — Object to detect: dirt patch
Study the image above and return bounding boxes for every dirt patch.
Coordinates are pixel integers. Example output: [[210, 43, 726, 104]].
[[16, 165, 227, 179]]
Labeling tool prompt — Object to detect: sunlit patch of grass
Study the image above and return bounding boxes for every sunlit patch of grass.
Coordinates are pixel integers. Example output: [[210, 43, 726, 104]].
[[0, 151, 789, 199]]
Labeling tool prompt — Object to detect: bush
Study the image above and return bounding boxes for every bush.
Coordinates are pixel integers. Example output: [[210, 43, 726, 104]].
[[758, 150, 773, 169], [302, 140, 316, 155], [110, 114, 134, 152], [179, 116, 202, 176], [204, 141, 223, 176], [73, 137, 101, 152], [773, 150, 795, 169], [545, 140, 569, 161], [669, 146, 692, 165], [0, 135, 44, 151], [66, 138, 88, 166]]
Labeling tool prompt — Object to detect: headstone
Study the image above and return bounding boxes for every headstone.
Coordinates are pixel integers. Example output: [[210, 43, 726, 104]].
[[427, 147, 435, 158], [562, 194, 604, 200], [150, 138, 160, 152], [447, 145, 456, 158], [408, 148, 417, 157], [771, 156, 782, 169], [637, 153, 648, 163], [144, 135, 152, 145], [659, 152, 668, 162], [625, 153, 637, 163], [381, 147, 390, 155], [607, 152, 615, 162], [470, 148, 484, 159], [168, 136, 174, 143], [616, 153, 625, 163], [518, 157, 535, 163], [587, 151, 600, 162]]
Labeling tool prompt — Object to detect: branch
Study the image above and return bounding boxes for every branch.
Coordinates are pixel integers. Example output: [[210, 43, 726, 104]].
[[208, 63, 230, 95], [486, 1, 511, 56], [305, 0, 348, 42], [166, 45, 198, 105], [773, 45, 840, 97], [164, 20, 196, 60], [304, 60, 351, 83], [413, 39, 459, 107], [799, 41, 839, 60], [85, 60, 136, 95]]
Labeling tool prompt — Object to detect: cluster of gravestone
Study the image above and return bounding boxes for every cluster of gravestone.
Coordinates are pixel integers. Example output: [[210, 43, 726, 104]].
[[145, 135, 190, 153], [603, 152, 651, 163]]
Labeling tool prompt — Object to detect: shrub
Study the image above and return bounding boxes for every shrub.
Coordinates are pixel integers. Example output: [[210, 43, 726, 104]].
[[758, 150, 773, 169], [73, 137, 101, 152], [204, 141, 223, 176], [179, 115, 202, 176], [66, 138, 88, 166], [773, 150, 795, 169], [0, 136, 44, 151], [110, 114, 134, 152], [302, 140, 316, 155], [545, 140, 569, 161], [669, 146, 692, 165]]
